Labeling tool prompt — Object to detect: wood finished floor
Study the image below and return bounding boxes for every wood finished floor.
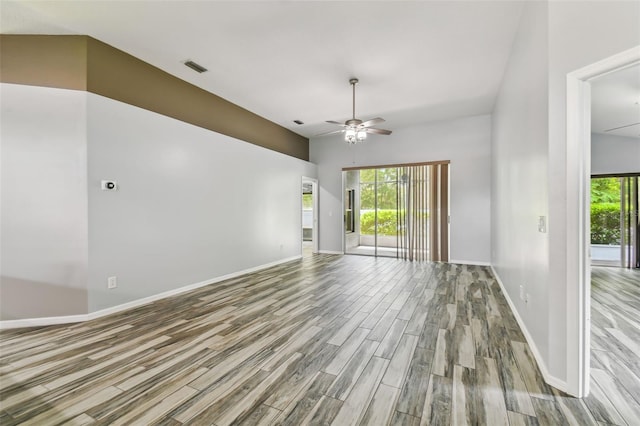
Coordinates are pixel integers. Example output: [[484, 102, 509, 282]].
[[0, 255, 634, 426], [589, 266, 640, 426]]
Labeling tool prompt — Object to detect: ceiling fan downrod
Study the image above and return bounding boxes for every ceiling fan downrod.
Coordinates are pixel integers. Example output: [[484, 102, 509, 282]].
[[346, 78, 362, 127]]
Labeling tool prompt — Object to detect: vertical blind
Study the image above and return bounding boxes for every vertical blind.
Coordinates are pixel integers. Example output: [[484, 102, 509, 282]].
[[621, 176, 639, 269], [396, 163, 449, 261]]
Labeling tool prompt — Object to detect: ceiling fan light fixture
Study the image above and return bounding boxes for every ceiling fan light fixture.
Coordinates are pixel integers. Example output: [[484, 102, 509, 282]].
[[345, 128, 357, 144], [316, 77, 392, 141]]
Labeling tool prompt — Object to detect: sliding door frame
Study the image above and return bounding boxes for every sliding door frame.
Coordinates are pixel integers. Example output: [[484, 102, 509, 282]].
[[343, 160, 450, 259], [590, 173, 640, 268]]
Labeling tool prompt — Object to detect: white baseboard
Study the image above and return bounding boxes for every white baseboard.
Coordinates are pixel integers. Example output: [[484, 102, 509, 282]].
[[449, 259, 491, 266], [490, 265, 568, 393], [0, 314, 88, 330], [0, 255, 302, 330], [319, 250, 344, 255]]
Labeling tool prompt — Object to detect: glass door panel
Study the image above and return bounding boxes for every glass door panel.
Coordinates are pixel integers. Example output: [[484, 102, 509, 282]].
[[375, 168, 399, 258], [590, 175, 640, 268], [590, 177, 622, 266]]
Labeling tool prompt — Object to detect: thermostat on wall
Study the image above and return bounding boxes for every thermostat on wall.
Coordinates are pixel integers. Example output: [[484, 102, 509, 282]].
[[101, 180, 118, 191]]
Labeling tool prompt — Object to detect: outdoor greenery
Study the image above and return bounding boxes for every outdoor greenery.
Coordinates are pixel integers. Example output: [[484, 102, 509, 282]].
[[359, 168, 399, 210], [360, 169, 399, 236], [361, 210, 398, 236], [360, 210, 430, 236], [302, 193, 313, 209], [591, 203, 621, 244], [591, 178, 620, 203], [590, 178, 621, 245], [359, 168, 432, 236]]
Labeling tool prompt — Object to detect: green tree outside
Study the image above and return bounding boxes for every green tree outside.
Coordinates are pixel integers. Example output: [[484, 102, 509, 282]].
[[359, 168, 399, 209], [590, 177, 621, 245], [591, 178, 620, 203], [302, 193, 313, 209]]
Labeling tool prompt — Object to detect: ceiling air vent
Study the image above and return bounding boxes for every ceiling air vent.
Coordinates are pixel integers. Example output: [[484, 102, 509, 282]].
[[184, 60, 208, 73]]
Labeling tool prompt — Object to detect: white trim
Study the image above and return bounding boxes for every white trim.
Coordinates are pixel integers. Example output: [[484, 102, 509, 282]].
[[0, 255, 302, 330], [565, 45, 640, 398], [302, 177, 319, 254], [491, 266, 568, 392], [341, 171, 346, 255], [449, 259, 491, 266], [0, 314, 88, 330], [319, 250, 344, 255]]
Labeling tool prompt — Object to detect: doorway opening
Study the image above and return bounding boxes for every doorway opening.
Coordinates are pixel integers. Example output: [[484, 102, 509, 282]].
[[566, 45, 640, 398], [343, 162, 449, 261], [302, 177, 318, 257]]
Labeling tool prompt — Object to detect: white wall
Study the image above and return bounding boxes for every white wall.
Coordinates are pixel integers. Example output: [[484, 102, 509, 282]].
[[1, 82, 316, 320], [547, 0, 640, 383], [311, 114, 492, 264], [491, 0, 550, 377], [492, 0, 640, 390], [1, 83, 89, 320], [591, 133, 640, 175], [87, 94, 317, 312]]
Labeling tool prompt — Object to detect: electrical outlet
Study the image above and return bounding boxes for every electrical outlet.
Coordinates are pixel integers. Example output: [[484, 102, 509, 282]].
[[107, 276, 117, 289]]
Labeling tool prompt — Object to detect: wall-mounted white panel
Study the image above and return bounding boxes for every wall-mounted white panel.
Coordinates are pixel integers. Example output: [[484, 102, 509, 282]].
[[1, 83, 89, 320], [591, 133, 640, 175], [86, 94, 316, 313], [311, 114, 491, 264]]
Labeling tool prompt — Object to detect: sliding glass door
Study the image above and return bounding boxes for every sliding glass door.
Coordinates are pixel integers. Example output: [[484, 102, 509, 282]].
[[621, 176, 639, 268], [590, 175, 639, 268], [344, 162, 449, 261]]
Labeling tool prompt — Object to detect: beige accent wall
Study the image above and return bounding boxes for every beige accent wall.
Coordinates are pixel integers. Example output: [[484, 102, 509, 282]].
[[0, 35, 309, 160], [0, 35, 87, 91]]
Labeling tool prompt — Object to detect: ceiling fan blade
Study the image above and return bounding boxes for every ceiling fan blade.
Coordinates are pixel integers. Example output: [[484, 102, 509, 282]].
[[315, 129, 345, 137], [326, 120, 347, 126], [366, 128, 392, 135], [359, 117, 385, 128]]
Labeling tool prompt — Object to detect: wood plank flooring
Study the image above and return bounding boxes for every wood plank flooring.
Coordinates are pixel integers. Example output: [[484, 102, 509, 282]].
[[0, 255, 634, 425], [590, 266, 640, 426]]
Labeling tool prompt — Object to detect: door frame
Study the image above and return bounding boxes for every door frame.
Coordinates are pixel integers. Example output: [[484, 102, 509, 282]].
[[566, 45, 640, 398], [302, 177, 319, 254]]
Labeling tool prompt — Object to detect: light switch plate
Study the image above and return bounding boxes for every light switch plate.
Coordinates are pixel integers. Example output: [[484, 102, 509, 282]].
[[538, 216, 547, 233]]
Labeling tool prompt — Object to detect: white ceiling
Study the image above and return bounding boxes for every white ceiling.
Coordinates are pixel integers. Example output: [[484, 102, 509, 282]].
[[1, 0, 527, 138], [4, 1, 636, 142], [591, 63, 640, 139]]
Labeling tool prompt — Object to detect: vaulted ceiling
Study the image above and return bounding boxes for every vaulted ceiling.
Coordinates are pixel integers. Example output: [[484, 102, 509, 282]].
[[1, 0, 525, 138], [3, 1, 637, 141]]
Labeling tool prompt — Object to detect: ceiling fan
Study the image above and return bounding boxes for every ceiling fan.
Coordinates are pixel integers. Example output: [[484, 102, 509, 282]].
[[317, 78, 392, 143]]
